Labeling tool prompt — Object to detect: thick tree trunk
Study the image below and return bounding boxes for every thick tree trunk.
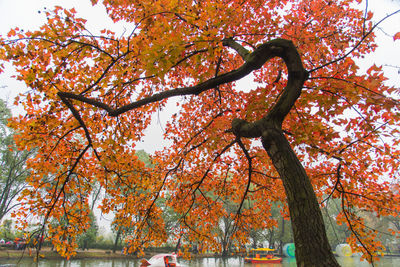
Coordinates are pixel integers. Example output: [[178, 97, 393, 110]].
[[229, 39, 340, 266], [262, 127, 339, 267]]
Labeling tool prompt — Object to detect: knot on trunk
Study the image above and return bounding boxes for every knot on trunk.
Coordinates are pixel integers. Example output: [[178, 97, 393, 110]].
[[231, 118, 264, 138], [231, 118, 248, 137]]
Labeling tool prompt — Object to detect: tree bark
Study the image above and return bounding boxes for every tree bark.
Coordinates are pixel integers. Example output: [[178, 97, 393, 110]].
[[261, 127, 339, 266]]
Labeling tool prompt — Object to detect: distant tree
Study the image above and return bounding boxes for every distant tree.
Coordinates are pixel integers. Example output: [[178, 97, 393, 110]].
[[264, 202, 293, 251], [248, 227, 264, 249], [0, 99, 34, 221], [322, 199, 351, 248], [77, 211, 98, 250], [213, 198, 247, 256], [136, 150, 155, 168], [275, 216, 293, 255], [0, 219, 15, 241], [106, 149, 159, 255], [111, 226, 125, 254]]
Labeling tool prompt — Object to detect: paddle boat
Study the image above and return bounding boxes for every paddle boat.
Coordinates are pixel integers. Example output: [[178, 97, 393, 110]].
[[140, 253, 182, 267], [244, 248, 283, 264]]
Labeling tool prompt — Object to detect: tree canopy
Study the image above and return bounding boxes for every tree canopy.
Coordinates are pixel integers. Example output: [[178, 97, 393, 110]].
[[1, 0, 400, 265]]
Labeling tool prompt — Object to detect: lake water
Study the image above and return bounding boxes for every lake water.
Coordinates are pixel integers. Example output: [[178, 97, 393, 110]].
[[1, 256, 400, 266]]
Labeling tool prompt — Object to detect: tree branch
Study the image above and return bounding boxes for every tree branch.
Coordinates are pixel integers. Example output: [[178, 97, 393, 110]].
[[58, 39, 307, 123], [222, 37, 250, 61]]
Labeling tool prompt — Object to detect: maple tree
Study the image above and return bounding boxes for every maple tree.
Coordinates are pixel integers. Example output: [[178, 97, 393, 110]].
[[1, 0, 400, 265]]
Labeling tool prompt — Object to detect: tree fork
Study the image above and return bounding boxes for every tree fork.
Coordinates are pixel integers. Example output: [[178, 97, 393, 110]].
[[231, 39, 340, 266]]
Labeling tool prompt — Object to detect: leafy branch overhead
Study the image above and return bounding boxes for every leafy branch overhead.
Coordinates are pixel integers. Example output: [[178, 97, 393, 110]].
[[1, 0, 400, 265]]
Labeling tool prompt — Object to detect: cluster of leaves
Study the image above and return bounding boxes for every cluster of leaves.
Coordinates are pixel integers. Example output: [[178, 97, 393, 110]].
[[0, 0, 400, 262]]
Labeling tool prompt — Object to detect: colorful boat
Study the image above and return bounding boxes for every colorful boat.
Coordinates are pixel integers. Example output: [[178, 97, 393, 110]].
[[244, 248, 283, 264]]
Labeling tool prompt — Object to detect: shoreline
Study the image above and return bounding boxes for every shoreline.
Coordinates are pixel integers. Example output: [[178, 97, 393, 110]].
[[0, 248, 222, 261], [0, 248, 138, 260]]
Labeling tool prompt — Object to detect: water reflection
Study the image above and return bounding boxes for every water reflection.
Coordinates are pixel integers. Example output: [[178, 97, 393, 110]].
[[1, 256, 400, 266]]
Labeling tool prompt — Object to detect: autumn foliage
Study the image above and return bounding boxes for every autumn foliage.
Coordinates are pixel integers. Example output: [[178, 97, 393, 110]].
[[1, 0, 400, 264]]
